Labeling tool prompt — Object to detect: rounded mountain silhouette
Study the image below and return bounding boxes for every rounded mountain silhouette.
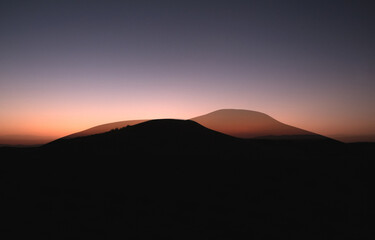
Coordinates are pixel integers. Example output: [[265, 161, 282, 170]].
[[62, 109, 327, 141], [47, 119, 241, 155], [192, 109, 323, 140]]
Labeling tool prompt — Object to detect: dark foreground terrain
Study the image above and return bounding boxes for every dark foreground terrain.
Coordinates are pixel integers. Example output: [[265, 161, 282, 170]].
[[1, 120, 374, 239]]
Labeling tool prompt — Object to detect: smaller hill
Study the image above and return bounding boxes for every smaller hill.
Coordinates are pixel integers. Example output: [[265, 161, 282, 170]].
[[63, 119, 148, 139]]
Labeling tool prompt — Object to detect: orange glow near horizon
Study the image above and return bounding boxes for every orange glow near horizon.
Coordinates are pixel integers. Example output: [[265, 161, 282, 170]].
[[1, 48, 374, 144], [1, 71, 375, 144], [2, 74, 374, 143], [1, 99, 375, 144], [1, 1, 374, 145]]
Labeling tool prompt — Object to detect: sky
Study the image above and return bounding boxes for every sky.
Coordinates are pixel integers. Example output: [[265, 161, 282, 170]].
[[0, 0, 374, 143]]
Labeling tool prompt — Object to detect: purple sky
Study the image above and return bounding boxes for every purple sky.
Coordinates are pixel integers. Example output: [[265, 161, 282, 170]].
[[0, 0, 374, 143]]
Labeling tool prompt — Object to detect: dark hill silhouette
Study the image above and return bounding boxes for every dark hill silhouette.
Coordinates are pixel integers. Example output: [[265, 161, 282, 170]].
[[46, 118, 340, 157], [1, 118, 373, 239], [46, 119, 243, 155], [192, 109, 328, 140], [59, 109, 334, 142]]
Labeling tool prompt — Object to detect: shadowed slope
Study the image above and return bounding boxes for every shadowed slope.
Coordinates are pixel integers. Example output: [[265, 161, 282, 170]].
[[58, 109, 334, 142], [64, 119, 148, 139], [192, 109, 329, 140], [2, 120, 370, 239]]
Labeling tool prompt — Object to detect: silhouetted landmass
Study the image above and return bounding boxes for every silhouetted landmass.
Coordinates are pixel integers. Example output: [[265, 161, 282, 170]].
[[57, 109, 330, 142], [45, 119, 244, 156], [331, 134, 375, 143], [254, 134, 336, 141], [192, 109, 318, 138], [64, 119, 148, 139], [1, 119, 374, 239]]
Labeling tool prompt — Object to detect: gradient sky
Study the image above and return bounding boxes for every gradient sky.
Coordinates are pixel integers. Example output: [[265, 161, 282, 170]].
[[1, 0, 374, 142]]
